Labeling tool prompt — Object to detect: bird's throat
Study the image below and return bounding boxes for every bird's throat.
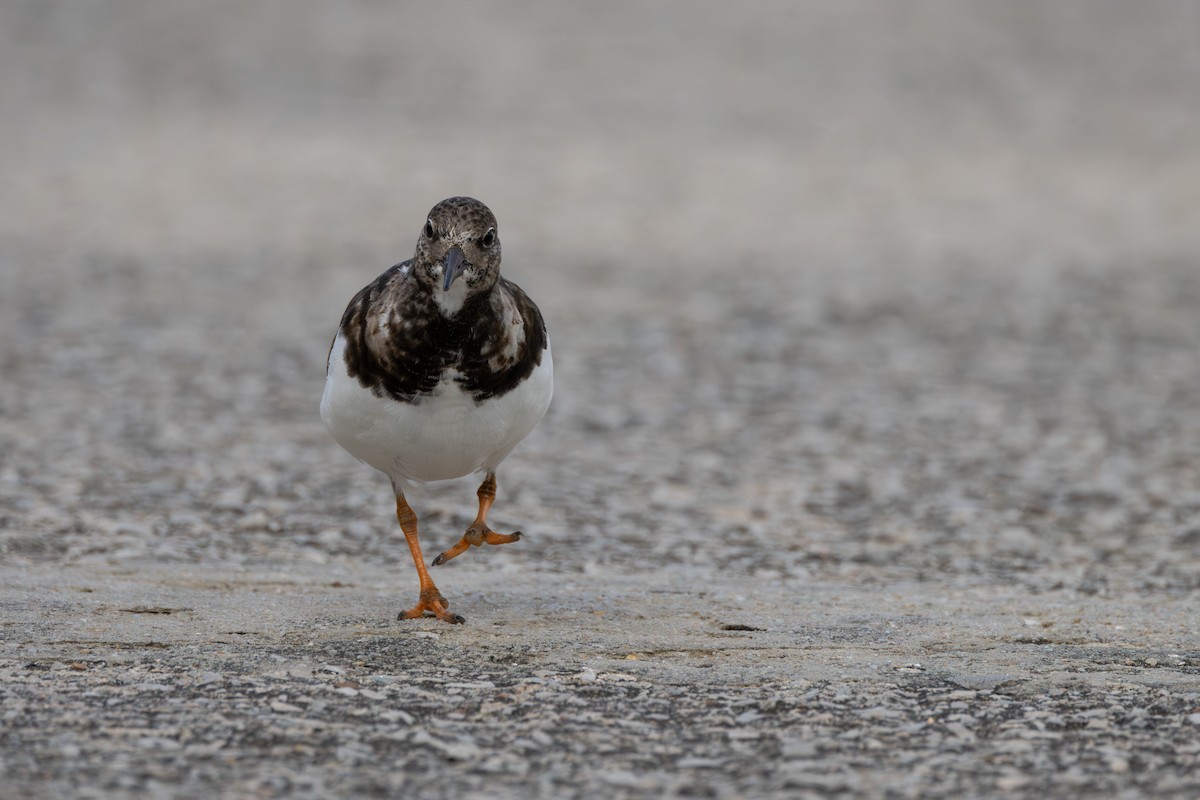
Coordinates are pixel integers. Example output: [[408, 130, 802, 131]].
[[433, 279, 470, 317]]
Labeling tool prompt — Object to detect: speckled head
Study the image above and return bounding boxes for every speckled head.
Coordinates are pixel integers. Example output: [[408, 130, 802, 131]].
[[412, 197, 502, 316]]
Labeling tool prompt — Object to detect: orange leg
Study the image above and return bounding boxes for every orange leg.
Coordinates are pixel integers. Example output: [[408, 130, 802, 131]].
[[432, 473, 522, 566], [394, 492, 464, 624]]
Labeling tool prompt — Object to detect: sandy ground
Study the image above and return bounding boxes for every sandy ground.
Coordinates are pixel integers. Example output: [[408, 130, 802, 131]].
[[2, 2, 1199, 798]]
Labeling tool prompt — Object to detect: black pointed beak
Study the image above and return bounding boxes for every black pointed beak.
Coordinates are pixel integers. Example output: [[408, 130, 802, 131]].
[[442, 246, 466, 291]]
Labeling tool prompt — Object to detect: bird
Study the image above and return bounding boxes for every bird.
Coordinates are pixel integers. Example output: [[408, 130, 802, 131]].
[[320, 197, 553, 624]]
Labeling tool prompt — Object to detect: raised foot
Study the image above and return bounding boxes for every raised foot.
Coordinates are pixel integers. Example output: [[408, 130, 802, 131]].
[[397, 588, 465, 625], [432, 525, 523, 567]]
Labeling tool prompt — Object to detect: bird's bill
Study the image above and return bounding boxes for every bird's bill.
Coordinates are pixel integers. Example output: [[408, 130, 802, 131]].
[[442, 247, 466, 291]]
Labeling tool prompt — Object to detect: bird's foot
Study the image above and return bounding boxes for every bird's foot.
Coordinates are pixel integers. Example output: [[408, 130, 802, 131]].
[[432, 523, 522, 566], [397, 587, 464, 624]]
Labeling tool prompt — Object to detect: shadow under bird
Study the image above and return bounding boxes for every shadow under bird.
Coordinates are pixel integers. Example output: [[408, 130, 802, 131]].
[[320, 197, 553, 624]]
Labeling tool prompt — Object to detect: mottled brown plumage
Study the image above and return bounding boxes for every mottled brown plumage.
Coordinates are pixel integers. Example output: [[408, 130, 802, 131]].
[[336, 267, 547, 403]]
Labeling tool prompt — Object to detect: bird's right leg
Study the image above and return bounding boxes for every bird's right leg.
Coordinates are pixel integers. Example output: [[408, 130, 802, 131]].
[[394, 490, 464, 624]]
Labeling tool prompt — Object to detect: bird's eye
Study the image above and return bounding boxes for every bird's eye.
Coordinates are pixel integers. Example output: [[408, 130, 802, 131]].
[[424, 219, 436, 238], [480, 228, 496, 248]]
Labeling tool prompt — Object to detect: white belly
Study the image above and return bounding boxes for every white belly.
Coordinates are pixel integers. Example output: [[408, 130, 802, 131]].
[[320, 332, 553, 485]]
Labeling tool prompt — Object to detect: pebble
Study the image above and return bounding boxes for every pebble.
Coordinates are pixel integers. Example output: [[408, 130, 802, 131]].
[[781, 739, 819, 758], [409, 730, 481, 761], [945, 723, 977, 742], [379, 710, 414, 725], [444, 681, 496, 690], [856, 706, 902, 720], [598, 672, 640, 683], [601, 770, 647, 788], [368, 675, 400, 685], [137, 737, 182, 751], [996, 774, 1031, 791]]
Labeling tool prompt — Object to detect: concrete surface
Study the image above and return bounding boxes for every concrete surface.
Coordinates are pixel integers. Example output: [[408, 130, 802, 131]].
[[2, 2, 1199, 798]]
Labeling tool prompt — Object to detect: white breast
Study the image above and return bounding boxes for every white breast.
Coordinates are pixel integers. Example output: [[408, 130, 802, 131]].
[[320, 332, 553, 486]]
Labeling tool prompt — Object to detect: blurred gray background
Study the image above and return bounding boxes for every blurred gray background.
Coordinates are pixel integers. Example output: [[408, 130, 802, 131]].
[[2, 2, 1199, 798]]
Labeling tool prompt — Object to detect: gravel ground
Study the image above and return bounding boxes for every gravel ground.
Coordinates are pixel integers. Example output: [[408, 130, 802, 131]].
[[2, 2, 1200, 798]]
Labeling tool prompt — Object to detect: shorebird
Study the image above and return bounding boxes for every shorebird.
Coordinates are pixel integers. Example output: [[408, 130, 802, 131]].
[[321, 197, 552, 624]]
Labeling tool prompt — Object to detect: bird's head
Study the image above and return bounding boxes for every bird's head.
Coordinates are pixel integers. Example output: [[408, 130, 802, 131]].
[[413, 196, 502, 316]]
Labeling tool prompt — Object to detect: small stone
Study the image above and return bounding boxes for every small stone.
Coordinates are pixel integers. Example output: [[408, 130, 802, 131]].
[[213, 488, 247, 510], [237, 510, 271, 531], [410, 730, 480, 761], [598, 672, 640, 682], [945, 722, 976, 741], [601, 770, 646, 788], [997, 775, 1030, 791], [998, 526, 1040, 554], [781, 739, 818, 758], [857, 707, 903, 720], [380, 709, 414, 725], [335, 744, 371, 765], [444, 680, 495, 690], [137, 736, 182, 751]]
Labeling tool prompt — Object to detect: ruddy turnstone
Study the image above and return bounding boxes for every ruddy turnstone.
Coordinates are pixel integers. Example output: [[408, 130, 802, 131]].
[[320, 197, 552, 624]]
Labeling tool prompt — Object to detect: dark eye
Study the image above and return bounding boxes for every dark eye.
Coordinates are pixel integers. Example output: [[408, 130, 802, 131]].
[[424, 219, 436, 238], [480, 228, 496, 248]]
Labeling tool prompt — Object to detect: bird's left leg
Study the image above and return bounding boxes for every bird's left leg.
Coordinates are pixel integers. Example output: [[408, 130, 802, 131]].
[[433, 472, 522, 566]]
